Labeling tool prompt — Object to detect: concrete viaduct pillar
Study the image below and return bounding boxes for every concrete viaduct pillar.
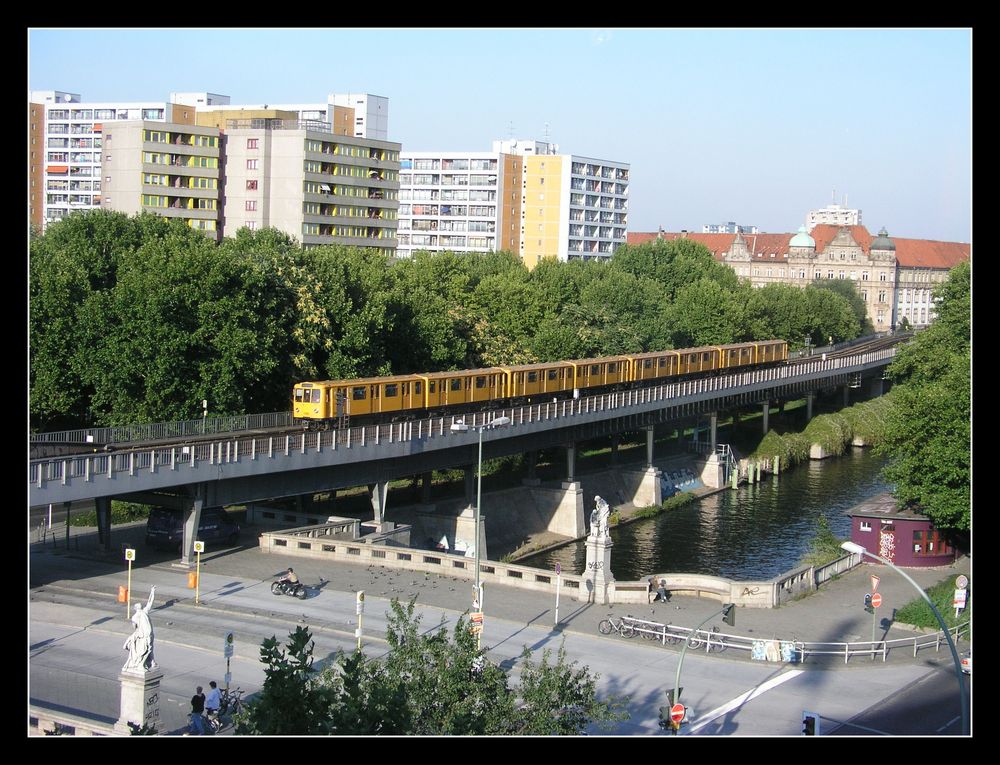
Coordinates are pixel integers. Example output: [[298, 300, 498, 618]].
[[421, 472, 433, 504], [761, 400, 770, 434], [96, 496, 112, 552], [806, 391, 815, 421], [565, 443, 576, 483], [179, 484, 206, 567]]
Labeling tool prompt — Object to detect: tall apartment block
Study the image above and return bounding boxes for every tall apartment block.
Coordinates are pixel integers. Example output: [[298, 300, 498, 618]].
[[223, 119, 400, 255], [29, 90, 389, 234], [396, 151, 521, 258], [397, 139, 628, 267], [30, 90, 202, 229], [100, 121, 223, 238]]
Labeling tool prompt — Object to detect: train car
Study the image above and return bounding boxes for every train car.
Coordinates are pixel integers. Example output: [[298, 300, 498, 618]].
[[676, 345, 725, 376], [569, 355, 632, 393], [499, 361, 576, 401], [421, 368, 506, 412], [754, 339, 788, 364], [293, 374, 426, 426], [628, 350, 683, 383]]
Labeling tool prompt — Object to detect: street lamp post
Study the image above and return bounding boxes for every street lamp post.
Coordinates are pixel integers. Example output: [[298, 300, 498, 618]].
[[840, 541, 969, 735], [451, 415, 511, 630]]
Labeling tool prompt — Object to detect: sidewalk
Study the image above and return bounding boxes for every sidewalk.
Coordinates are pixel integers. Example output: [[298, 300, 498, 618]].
[[30, 519, 971, 666]]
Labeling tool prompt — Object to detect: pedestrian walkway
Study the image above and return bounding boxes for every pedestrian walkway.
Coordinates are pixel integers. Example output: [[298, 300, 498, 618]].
[[30, 520, 970, 667]]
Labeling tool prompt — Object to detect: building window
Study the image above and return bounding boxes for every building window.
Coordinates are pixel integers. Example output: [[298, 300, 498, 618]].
[[247, 138, 258, 149], [246, 159, 258, 170], [246, 200, 257, 212], [247, 221, 258, 230], [859, 521, 872, 531], [247, 179, 258, 190], [862, 272, 869, 281]]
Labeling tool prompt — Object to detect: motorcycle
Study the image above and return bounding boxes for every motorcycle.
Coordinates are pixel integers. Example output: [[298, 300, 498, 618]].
[[271, 579, 307, 599]]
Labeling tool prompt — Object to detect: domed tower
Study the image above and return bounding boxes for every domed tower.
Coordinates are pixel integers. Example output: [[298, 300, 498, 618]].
[[870, 227, 896, 260], [789, 225, 816, 255]]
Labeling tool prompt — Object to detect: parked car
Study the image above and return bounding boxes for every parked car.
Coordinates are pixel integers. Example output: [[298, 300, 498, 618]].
[[961, 650, 972, 675], [145, 507, 240, 550]]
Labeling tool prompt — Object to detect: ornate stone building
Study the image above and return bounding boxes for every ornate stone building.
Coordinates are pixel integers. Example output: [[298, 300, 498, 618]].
[[627, 225, 969, 332]]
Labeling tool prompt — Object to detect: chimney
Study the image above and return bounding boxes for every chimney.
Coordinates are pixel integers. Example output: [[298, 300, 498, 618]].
[[680, 230, 688, 238]]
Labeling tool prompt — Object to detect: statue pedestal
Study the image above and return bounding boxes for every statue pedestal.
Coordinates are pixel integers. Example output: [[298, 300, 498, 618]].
[[582, 533, 615, 604], [113, 667, 164, 735]]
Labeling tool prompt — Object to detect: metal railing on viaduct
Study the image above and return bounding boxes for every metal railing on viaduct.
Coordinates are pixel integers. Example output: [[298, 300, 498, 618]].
[[29, 348, 895, 509]]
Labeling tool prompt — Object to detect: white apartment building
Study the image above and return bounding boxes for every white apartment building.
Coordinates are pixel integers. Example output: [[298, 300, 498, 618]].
[[395, 140, 628, 267], [396, 151, 522, 258], [806, 202, 862, 231]]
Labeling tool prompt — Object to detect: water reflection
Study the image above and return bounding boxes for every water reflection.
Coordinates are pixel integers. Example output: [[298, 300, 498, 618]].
[[521, 447, 890, 581]]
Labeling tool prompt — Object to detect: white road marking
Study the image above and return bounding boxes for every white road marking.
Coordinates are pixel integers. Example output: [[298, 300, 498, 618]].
[[682, 669, 804, 735]]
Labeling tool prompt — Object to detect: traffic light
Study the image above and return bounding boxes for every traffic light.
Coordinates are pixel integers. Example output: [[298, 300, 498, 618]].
[[722, 603, 735, 627], [802, 712, 819, 736], [658, 706, 671, 731], [864, 593, 874, 614]]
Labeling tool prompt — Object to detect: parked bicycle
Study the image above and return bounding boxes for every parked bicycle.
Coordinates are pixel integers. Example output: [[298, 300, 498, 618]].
[[632, 619, 681, 644], [598, 615, 637, 638], [686, 625, 726, 653]]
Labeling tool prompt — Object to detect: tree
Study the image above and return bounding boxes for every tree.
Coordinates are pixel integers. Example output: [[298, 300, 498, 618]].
[[237, 600, 629, 735], [877, 262, 970, 533], [808, 278, 875, 335], [234, 626, 333, 735]]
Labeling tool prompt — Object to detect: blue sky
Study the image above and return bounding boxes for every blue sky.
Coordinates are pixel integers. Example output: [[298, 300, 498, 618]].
[[28, 28, 972, 243]]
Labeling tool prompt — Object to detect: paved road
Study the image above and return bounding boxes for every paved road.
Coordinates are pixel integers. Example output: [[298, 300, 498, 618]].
[[29, 524, 972, 736]]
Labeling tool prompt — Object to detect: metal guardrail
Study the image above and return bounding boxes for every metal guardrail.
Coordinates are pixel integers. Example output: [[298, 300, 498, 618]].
[[30, 411, 294, 445], [30, 348, 897, 490], [609, 615, 969, 665]]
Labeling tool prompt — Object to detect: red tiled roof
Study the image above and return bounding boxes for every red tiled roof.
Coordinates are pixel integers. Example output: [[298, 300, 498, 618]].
[[628, 226, 970, 271], [809, 224, 873, 253], [892, 237, 970, 269]]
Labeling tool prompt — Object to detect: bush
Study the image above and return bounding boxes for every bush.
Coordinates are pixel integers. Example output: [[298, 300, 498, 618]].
[[69, 501, 152, 527], [803, 413, 852, 456], [896, 577, 972, 632]]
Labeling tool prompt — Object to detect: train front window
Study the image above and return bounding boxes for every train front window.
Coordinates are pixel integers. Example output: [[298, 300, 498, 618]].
[[294, 389, 305, 403], [311, 390, 321, 404]]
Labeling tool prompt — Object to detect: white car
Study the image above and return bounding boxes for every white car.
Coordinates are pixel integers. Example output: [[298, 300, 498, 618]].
[[960, 651, 972, 675]]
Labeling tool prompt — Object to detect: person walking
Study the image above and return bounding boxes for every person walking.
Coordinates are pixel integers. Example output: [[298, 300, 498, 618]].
[[188, 686, 206, 735]]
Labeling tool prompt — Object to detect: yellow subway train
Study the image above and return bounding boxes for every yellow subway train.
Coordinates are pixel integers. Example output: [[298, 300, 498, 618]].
[[292, 339, 788, 428]]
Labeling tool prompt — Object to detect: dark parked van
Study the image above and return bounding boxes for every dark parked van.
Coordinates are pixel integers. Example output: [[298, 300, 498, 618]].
[[145, 507, 240, 549]]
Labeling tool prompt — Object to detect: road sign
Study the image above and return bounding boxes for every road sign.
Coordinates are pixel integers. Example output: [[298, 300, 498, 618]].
[[555, 563, 561, 576], [124, 548, 135, 562], [871, 593, 882, 609], [194, 540, 205, 553], [670, 703, 685, 723], [870, 575, 880, 593], [223, 631, 234, 658], [956, 575, 969, 590], [954, 589, 967, 608], [356, 590, 365, 615]]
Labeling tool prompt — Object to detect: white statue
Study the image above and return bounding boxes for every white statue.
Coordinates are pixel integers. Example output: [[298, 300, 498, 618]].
[[122, 587, 157, 673], [591, 496, 611, 538]]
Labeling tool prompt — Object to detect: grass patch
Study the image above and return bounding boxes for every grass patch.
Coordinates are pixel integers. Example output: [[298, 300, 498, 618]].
[[69, 501, 152, 527], [895, 576, 972, 632], [632, 491, 696, 520]]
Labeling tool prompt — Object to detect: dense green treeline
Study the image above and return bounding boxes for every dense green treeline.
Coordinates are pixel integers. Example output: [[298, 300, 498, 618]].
[[30, 211, 864, 431], [876, 261, 971, 534]]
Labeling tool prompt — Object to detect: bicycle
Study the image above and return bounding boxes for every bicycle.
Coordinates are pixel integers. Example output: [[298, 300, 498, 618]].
[[686, 624, 726, 653], [598, 615, 637, 638], [206, 687, 244, 733]]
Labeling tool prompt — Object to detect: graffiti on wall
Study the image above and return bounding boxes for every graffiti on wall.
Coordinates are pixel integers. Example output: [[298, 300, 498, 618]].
[[879, 530, 896, 561]]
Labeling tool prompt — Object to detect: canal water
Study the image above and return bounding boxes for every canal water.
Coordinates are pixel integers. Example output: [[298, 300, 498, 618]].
[[520, 447, 890, 581]]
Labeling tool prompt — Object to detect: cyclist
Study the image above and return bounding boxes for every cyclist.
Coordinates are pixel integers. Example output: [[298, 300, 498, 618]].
[[205, 680, 222, 717]]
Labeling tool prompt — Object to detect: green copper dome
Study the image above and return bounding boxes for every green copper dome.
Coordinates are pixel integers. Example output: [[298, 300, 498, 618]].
[[871, 227, 896, 251], [790, 225, 815, 248]]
